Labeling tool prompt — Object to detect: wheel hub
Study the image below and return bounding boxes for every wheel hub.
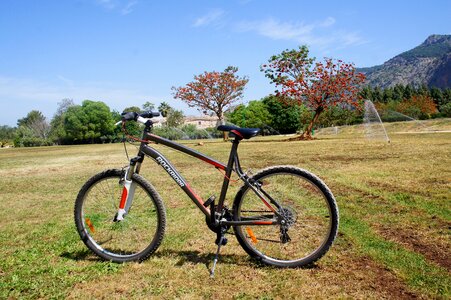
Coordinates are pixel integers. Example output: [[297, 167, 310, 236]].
[[278, 206, 297, 227]]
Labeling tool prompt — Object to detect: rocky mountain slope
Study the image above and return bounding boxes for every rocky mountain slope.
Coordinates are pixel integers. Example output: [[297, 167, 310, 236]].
[[359, 35, 451, 88]]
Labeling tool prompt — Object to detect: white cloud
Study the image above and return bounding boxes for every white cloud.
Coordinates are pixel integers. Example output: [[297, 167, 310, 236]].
[[96, 0, 117, 10], [319, 17, 336, 28], [237, 18, 314, 41], [57, 75, 75, 87], [193, 9, 225, 27], [95, 0, 138, 15], [121, 1, 137, 15], [236, 17, 366, 49]]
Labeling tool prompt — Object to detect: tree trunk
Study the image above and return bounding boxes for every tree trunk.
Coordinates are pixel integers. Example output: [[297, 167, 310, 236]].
[[217, 112, 228, 141], [289, 108, 323, 141]]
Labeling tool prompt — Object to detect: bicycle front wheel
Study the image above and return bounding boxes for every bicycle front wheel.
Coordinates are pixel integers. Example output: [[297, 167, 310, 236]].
[[233, 166, 338, 267], [74, 169, 166, 262]]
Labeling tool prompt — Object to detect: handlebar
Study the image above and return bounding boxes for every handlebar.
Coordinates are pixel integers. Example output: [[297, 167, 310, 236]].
[[115, 111, 161, 126]]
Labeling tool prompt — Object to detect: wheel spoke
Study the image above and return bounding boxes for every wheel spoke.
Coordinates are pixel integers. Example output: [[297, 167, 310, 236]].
[[75, 170, 165, 262], [234, 167, 338, 267]]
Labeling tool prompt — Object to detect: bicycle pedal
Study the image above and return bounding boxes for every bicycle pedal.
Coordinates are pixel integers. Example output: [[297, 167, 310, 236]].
[[215, 236, 227, 246], [203, 195, 216, 207]]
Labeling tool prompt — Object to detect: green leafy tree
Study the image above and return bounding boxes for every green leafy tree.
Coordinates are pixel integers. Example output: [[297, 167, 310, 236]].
[[0, 125, 16, 147], [430, 87, 444, 107], [228, 100, 272, 130], [49, 98, 74, 144], [262, 95, 305, 134], [440, 102, 451, 117], [403, 85, 413, 100], [166, 109, 185, 127], [121, 106, 142, 137], [360, 86, 372, 100], [17, 110, 49, 138], [382, 88, 394, 103], [317, 105, 362, 127], [14, 110, 51, 147], [392, 84, 405, 102], [64, 100, 114, 144], [158, 102, 172, 117], [142, 101, 155, 111], [372, 86, 383, 103]]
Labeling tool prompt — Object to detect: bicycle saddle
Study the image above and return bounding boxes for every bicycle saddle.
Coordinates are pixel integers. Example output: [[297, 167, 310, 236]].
[[217, 125, 260, 139]]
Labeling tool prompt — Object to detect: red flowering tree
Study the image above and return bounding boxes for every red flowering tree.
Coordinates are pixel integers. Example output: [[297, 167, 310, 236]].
[[261, 46, 365, 140], [172, 66, 248, 126]]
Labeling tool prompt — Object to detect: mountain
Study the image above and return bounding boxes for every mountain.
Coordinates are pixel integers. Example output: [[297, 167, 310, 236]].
[[359, 35, 451, 89]]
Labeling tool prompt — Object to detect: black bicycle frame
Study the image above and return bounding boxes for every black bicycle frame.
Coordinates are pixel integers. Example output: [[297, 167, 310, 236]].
[[126, 126, 280, 226]]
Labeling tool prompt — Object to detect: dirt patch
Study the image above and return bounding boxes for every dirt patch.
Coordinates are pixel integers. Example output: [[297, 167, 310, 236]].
[[347, 256, 419, 299], [330, 182, 388, 204], [307, 240, 419, 299], [375, 225, 451, 271], [316, 237, 421, 299]]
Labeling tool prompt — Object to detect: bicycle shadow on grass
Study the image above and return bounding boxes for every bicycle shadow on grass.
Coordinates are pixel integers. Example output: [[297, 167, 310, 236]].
[[154, 249, 246, 269], [60, 248, 319, 270], [153, 249, 319, 270], [60, 249, 101, 261]]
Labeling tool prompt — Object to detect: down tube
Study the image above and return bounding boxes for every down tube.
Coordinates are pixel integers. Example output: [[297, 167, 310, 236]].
[[140, 144, 211, 217]]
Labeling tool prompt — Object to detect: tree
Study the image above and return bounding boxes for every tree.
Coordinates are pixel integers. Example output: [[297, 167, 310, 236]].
[[172, 66, 249, 125], [121, 106, 142, 137], [158, 102, 172, 117], [50, 98, 74, 144], [228, 100, 272, 130], [262, 95, 304, 134], [64, 100, 114, 144], [403, 85, 413, 100], [430, 87, 444, 107], [16, 110, 50, 140], [142, 101, 155, 111], [0, 125, 16, 147], [261, 46, 365, 140], [165, 109, 185, 127], [55, 98, 75, 116], [397, 95, 438, 119], [14, 110, 51, 147], [392, 84, 405, 102]]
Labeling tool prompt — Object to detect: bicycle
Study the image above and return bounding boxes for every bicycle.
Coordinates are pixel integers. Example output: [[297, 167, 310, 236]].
[[74, 111, 339, 276]]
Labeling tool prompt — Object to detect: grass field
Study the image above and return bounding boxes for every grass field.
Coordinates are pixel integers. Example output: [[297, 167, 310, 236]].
[[0, 120, 450, 299]]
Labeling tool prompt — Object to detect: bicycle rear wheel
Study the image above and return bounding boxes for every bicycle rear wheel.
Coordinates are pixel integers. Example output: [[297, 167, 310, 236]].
[[74, 169, 166, 262], [233, 166, 338, 267]]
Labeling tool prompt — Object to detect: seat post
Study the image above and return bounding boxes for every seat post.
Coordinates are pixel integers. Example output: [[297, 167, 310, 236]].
[[216, 138, 240, 211]]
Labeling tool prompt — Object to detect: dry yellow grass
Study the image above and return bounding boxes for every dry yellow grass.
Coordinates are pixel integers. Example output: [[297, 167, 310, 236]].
[[0, 119, 449, 299]]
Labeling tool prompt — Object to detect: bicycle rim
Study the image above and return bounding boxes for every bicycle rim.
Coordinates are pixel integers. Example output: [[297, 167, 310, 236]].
[[80, 174, 161, 260], [235, 169, 336, 266]]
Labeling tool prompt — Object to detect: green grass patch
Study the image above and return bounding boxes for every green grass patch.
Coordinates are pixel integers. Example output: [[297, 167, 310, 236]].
[[341, 216, 450, 297], [0, 119, 450, 298]]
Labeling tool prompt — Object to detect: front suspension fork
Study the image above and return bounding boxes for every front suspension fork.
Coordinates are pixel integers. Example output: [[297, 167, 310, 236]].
[[115, 158, 141, 221]]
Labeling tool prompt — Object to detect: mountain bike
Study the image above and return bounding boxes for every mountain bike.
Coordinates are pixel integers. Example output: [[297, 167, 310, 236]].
[[74, 111, 339, 276]]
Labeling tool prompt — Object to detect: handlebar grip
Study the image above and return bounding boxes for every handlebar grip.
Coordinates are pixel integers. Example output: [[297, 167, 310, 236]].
[[140, 111, 160, 118], [120, 110, 160, 124], [121, 111, 138, 121]]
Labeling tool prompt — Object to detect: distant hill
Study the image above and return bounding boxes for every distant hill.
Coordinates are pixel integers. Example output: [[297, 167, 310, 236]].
[[359, 35, 451, 89]]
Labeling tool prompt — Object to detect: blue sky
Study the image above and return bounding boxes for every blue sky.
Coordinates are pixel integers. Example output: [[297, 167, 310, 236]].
[[1, 0, 450, 126]]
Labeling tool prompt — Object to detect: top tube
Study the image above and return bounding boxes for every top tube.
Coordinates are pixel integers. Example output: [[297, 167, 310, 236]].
[[143, 131, 227, 170]]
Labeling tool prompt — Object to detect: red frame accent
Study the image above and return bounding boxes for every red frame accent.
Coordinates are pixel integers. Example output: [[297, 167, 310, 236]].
[[231, 130, 243, 139], [119, 187, 128, 209], [253, 221, 274, 225], [200, 156, 226, 170]]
